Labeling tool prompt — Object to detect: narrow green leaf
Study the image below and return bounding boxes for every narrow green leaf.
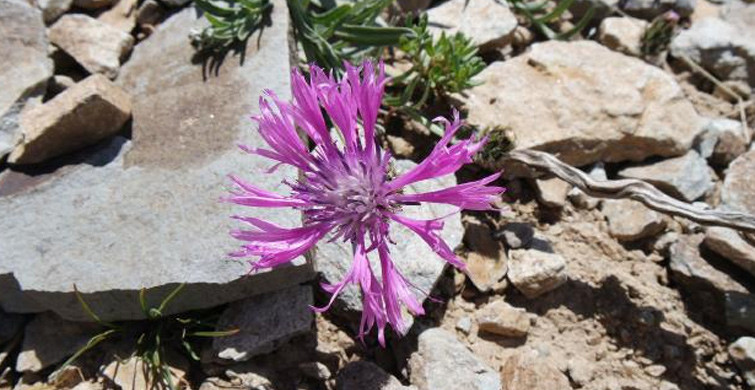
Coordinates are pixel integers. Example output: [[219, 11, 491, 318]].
[[334, 25, 415, 46]]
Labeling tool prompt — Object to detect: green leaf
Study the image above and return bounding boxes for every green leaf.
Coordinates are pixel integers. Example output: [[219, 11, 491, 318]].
[[536, 0, 575, 24], [195, 0, 236, 17], [188, 328, 241, 337], [334, 25, 414, 46], [74, 285, 118, 329], [555, 6, 594, 39], [156, 283, 186, 315]]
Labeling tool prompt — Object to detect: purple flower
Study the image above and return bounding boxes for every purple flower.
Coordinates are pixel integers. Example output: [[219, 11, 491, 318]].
[[226, 61, 505, 345]]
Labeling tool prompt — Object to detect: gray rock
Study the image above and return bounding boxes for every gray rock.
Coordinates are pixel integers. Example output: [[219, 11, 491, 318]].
[[669, 234, 753, 331], [16, 312, 100, 373], [722, 150, 755, 215], [496, 222, 534, 250], [598, 17, 648, 57], [618, 151, 714, 202], [500, 350, 571, 390], [314, 160, 462, 322], [8, 74, 132, 164], [704, 227, 755, 278], [409, 328, 500, 390], [621, 0, 695, 19], [695, 118, 749, 166], [508, 249, 567, 298], [602, 199, 666, 241], [48, 15, 134, 79], [468, 41, 703, 171], [426, 0, 518, 51], [455, 316, 472, 334], [534, 177, 570, 208], [670, 17, 755, 87], [97, 0, 138, 33], [212, 285, 313, 362], [0, 1, 315, 321], [475, 300, 530, 337], [729, 337, 755, 387], [337, 361, 414, 390], [36, 0, 72, 23], [0, 0, 53, 157]]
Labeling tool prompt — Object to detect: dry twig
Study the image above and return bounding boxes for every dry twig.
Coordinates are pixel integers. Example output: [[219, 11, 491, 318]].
[[505, 149, 755, 233]]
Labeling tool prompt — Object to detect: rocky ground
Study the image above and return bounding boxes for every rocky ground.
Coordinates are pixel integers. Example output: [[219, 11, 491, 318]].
[[1, 0, 755, 389]]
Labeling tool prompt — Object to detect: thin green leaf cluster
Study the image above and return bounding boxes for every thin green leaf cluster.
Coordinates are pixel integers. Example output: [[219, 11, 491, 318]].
[[54, 284, 238, 390], [507, 0, 594, 40], [641, 11, 679, 57], [191, 0, 272, 52], [289, 0, 414, 71], [386, 14, 485, 109]]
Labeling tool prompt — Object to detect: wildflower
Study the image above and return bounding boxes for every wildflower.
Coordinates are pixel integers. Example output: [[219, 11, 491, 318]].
[[226, 61, 504, 345]]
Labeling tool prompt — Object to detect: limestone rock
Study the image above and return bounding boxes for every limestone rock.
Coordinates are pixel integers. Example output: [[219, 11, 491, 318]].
[[670, 17, 755, 87], [0, 0, 53, 157], [602, 199, 666, 241], [729, 337, 755, 387], [0, 2, 315, 321], [618, 151, 714, 202], [409, 328, 500, 390], [48, 15, 134, 79], [36, 0, 72, 23], [534, 177, 570, 208], [15, 312, 100, 373], [212, 285, 313, 362], [314, 160, 462, 321], [721, 150, 755, 215], [704, 227, 755, 278], [508, 249, 567, 298], [621, 0, 695, 19], [500, 350, 571, 390], [336, 361, 414, 390], [475, 300, 530, 337], [669, 234, 752, 331], [695, 118, 749, 166], [8, 74, 131, 164], [467, 41, 702, 170], [598, 17, 648, 57], [98, 0, 138, 33], [463, 217, 508, 292], [426, 0, 517, 51], [496, 222, 534, 250]]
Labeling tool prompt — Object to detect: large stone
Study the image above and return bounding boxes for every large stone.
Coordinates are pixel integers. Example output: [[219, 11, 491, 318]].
[[598, 16, 648, 57], [602, 199, 666, 241], [8, 74, 132, 164], [15, 312, 100, 373], [48, 15, 134, 79], [314, 160, 463, 321], [704, 227, 755, 278], [409, 328, 500, 390], [730, 337, 755, 387], [36, 0, 72, 23], [0, 0, 53, 157], [669, 234, 753, 332], [0, 2, 315, 321], [721, 150, 755, 215], [618, 151, 714, 202], [475, 300, 530, 337], [670, 17, 755, 87], [336, 361, 414, 390], [212, 285, 313, 362], [426, 0, 517, 51], [500, 350, 571, 390], [508, 249, 567, 298], [467, 41, 703, 170]]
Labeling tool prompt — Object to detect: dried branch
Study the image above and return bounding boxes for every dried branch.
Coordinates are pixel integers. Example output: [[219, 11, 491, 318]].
[[505, 149, 755, 233]]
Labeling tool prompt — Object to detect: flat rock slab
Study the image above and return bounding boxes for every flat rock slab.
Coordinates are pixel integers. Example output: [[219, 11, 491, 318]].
[[0, 0, 53, 156], [211, 285, 313, 362], [314, 160, 463, 325], [467, 41, 702, 171], [0, 1, 315, 321]]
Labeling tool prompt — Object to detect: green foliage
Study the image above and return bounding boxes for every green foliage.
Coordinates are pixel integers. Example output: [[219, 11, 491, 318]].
[[641, 11, 679, 57], [55, 284, 238, 390], [385, 14, 485, 110], [507, 0, 594, 40], [478, 125, 517, 163], [190, 0, 272, 52], [288, 0, 415, 71]]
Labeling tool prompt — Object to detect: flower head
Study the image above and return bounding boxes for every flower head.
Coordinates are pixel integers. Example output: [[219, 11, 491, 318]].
[[226, 61, 504, 345]]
